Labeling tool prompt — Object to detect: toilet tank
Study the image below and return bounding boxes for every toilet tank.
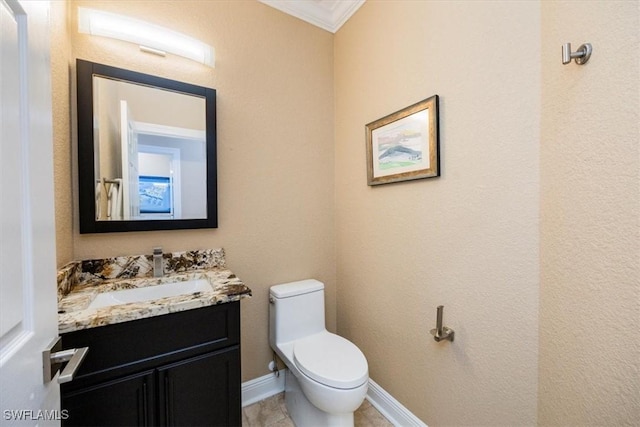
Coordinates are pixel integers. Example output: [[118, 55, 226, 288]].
[[269, 279, 326, 347]]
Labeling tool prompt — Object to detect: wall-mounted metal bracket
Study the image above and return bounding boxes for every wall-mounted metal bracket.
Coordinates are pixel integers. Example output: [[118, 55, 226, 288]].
[[562, 43, 592, 65], [430, 305, 454, 342]]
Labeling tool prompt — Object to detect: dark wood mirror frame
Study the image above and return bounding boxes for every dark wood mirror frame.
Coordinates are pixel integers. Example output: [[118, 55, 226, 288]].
[[77, 59, 217, 233]]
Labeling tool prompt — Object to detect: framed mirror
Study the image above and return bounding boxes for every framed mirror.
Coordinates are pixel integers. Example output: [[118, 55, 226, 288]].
[[76, 59, 217, 233]]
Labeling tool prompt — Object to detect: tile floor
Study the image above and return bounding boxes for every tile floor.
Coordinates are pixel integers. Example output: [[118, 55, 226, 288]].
[[242, 392, 394, 427]]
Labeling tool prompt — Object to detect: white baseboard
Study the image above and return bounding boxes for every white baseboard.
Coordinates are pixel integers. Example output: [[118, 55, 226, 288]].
[[241, 370, 285, 407], [366, 378, 427, 427], [242, 371, 426, 426]]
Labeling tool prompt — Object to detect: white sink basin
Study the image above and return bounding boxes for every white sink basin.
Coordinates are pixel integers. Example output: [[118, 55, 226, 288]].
[[88, 279, 213, 310]]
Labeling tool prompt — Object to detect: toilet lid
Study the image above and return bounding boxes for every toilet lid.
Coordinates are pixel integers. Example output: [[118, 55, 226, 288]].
[[293, 332, 368, 389]]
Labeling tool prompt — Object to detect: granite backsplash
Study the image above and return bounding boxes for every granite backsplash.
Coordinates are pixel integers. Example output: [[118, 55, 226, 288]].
[[57, 248, 227, 301]]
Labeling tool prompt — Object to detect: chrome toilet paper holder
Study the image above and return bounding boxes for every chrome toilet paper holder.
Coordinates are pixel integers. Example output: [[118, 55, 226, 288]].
[[430, 305, 454, 342]]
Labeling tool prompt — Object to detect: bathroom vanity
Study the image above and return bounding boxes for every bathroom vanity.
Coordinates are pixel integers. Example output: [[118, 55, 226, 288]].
[[56, 249, 251, 426], [61, 302, 240, 426]]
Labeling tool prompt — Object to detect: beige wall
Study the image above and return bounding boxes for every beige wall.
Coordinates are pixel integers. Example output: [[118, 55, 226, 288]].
[[51, 0, 73, 265], [335, 1, 541, 425], [335, 0, 639, 425], [539, 1, 640, 425], [49, 0, 640, 424], [52, 0, 336, 382]]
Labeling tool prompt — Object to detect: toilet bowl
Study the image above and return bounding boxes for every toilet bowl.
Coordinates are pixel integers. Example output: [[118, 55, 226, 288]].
[[269, 279, 368, 427]]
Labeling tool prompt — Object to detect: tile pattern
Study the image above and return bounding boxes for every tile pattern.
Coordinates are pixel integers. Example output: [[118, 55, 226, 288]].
[[242, 393, 393, 427], [57, 248, 251, 333]]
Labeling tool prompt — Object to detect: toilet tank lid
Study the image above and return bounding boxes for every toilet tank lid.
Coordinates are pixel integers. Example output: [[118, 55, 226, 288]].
[[270, 279, 324, 298]]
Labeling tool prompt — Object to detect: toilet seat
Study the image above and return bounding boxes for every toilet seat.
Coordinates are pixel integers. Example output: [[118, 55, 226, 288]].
[[293, 332, 368, 390]]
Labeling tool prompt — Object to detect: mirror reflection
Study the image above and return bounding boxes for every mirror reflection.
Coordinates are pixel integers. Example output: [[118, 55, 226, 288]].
[[77, 59, 217, 234], [93, 76, 207, 221]]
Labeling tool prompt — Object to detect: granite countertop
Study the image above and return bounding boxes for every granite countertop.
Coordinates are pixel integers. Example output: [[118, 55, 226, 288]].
[[57, 248, 251, 334]]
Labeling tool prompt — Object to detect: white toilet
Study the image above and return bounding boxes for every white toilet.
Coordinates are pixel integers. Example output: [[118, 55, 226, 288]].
[[269, 279, 369, 427]]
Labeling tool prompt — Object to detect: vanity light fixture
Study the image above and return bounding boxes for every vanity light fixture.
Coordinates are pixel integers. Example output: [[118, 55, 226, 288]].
[[78, 7, 215, 67]]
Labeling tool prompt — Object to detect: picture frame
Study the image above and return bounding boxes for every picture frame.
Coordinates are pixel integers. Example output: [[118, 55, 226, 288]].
[[366, 95, 440, 185]]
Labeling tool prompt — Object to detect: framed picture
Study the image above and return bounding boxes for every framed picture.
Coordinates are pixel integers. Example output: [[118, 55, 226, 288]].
[[139, 175, 172, 215], [366, 95, 439, 185]]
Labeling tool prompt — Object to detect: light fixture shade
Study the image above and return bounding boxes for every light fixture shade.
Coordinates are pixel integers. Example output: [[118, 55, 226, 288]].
[[78, 7, 215, 67]]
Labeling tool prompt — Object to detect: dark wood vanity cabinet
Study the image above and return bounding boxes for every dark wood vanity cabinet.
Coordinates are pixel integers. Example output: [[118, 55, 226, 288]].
[[63, 369, 156, 426], [60, 302, 241, 427], [157, 348, 239, 426]]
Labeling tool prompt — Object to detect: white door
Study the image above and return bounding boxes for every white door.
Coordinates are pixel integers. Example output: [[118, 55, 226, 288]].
[[0, 0, 61, 425], [120, 100, 140, 220]]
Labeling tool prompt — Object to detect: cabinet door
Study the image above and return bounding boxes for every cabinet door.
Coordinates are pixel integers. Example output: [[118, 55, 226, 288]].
[[62, 370, 155, 427], [158, 348, 240, 427]]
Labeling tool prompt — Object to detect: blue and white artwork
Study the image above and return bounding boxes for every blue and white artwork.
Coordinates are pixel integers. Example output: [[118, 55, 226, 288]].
[[139, 175, 171, 214], [372, 109, 430, 179]]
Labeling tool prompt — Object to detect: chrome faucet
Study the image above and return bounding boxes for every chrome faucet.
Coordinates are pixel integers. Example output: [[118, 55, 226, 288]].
[[153, 247, 163, 277]]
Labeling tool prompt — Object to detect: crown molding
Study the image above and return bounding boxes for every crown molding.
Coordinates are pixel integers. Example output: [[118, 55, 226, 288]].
[[259, 0, 365, 33]]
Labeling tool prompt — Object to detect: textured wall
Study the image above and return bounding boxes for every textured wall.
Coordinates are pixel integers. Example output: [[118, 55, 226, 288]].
[[54, 0, 335, 381], [539, 1, 640, 424], [50, 1, 640, 423], [334, 1, 540, 425], [51, 0, 73, 266]]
